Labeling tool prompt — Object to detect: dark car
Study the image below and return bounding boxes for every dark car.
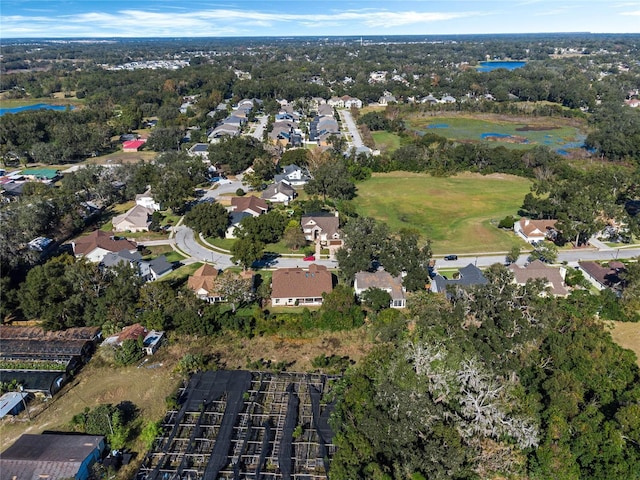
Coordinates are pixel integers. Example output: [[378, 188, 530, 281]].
[[444, 254, 458, 261]]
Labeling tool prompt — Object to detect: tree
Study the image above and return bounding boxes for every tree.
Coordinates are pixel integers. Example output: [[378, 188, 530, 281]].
[[184, 201, 230, 238], [230, 237, 264, 270], [283, 221, 307, 250], [305, 158, 356, 201], [528, 241, 558, 263], [506, 245, 522, 264], [361, 287, 392, 313], [113, 338, 144, 366], [208, 136, 266, 174], [146, 127, 183, 152], [215, 272, 255, 312], [336, 216, 389, 281]]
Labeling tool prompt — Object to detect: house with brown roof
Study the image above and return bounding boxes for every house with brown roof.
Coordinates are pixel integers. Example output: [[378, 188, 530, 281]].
[[72, 230, 137, 263], [112, 204, 153, 232], [271, 264, 334, 306], [229, 196, 269, 217], [187, 264, 224, 302], [509, 260, 568, 296], [578, 260, 626, 292], [514, 218, 558, 244], [354, 269, 406, 308]]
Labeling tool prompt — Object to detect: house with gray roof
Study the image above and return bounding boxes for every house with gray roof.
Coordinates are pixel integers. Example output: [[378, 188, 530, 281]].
[[261, 181, 296, 204], [431, 264, 488, 296], [0, 433, 105, 480], [509, 260, 568, 296], [275, 164, 311, 186], [139, 255, 173, 281]]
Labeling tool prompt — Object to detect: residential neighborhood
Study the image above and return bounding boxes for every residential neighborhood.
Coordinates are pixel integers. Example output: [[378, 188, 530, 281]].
[[1, 26, 640, 480]]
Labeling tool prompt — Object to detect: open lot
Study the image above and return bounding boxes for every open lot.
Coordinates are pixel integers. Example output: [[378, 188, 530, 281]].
[[406, 113, 586, 152], [608, 321, 640, 368], [0, 329, 369, 455], [352, 171, 531, 254]]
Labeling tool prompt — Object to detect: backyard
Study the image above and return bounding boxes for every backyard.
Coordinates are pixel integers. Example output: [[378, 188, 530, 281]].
[[352, 171, 531, 254]]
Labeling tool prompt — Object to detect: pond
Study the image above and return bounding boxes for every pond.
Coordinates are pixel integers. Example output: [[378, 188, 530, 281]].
[[0, 103, 75, 116], [478, 61, 526, 72]]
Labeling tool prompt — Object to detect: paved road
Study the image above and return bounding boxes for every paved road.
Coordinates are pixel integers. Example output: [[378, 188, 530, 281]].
[[433, 247, 640, 270], [339, 109, 367, 150], [248, 115, 269, 141]]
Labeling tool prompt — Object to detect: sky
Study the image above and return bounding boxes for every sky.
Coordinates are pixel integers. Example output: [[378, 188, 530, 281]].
[[1, 1, 640, 39]]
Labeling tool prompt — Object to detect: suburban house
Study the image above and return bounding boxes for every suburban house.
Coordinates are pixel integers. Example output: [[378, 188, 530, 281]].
[[20, 168, 60, 183], [514, 218, 558, 244], [188, 143, 210, 160], [509, 260, 569, 296], [101, 249, 143, 269], [0, 433, 105, 480], [261, 181, 296, 204], [431, 264, 488, 296], [103, 324, 165, 355], [354, 269, 406, 308], [208, 124, 240, 142], [342, 95, 363, 109], [578, 260, 627, 292], [378, 94, 397, 106], [271, 264, 334, 306], [139, 255, 173, 281], [327, 96, 345, 108], [229, 196, 269, 216], [226, 211, 252, 238], [72, 230, 137, 263], [122, 139, 146, 152], [301, 212, 341, 243], [274, 164, 311, 186], [135, 189, 161, 211], [112, 204, 153, 232], [301, 212, 343, 259], [188, 264, 224, 303]]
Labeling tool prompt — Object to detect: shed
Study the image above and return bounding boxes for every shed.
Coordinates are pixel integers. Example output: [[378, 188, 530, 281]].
[[122, 139, 146, 152], [0, 433, 105, 480], [0, 392, 29, 419]]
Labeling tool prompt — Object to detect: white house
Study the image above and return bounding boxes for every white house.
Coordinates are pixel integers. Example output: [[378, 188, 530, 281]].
[[514, 218, 558, 244], [135, 189, 161, 212]]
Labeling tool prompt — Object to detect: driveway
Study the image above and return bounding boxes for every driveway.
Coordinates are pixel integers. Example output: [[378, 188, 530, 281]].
[[248, 115, 269, 141]]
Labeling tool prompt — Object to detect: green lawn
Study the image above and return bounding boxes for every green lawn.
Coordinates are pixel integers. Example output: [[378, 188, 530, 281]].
[[371, 131, 402, 152], [352, 171, 531, 254], [406, 114, 585, 151]]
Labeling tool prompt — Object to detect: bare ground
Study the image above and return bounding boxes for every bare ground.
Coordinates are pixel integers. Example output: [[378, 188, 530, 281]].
[[0, 329, 372, 453]]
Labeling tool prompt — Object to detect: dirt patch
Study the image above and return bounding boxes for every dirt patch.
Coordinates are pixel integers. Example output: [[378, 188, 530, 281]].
[[515, 125, 558, 132], [607, 321, 640, 367], [483, 134, 528, 144]]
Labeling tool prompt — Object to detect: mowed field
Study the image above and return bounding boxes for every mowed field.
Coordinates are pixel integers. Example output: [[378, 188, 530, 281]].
[[352, 171, 531, 254]]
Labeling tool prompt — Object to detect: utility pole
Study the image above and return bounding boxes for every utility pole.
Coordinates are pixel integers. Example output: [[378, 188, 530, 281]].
[[18, 386, 30, 421]]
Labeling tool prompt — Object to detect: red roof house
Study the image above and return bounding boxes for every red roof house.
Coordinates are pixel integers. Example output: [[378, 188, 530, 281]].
[[122, 140, 146, 152]]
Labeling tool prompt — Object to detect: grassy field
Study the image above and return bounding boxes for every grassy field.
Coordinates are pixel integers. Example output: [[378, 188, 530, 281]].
[[406, 113, 586, 151], [608, 321, 640, 368], [352, 171, 531, 254], [372, 131, 402, 152]]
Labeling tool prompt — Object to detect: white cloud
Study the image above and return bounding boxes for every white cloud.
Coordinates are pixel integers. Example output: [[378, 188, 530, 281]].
[[620, 9, 640, 15], [1, 7, 479, 37]]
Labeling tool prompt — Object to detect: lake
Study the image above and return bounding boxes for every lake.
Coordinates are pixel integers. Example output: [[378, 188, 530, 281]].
[[0, 103, 75, 116], [477, 61, 526, 72]]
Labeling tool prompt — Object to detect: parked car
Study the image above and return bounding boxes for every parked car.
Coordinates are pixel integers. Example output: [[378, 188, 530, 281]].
[[303, 255, 315, 261], [444, 254, 458, 261]]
